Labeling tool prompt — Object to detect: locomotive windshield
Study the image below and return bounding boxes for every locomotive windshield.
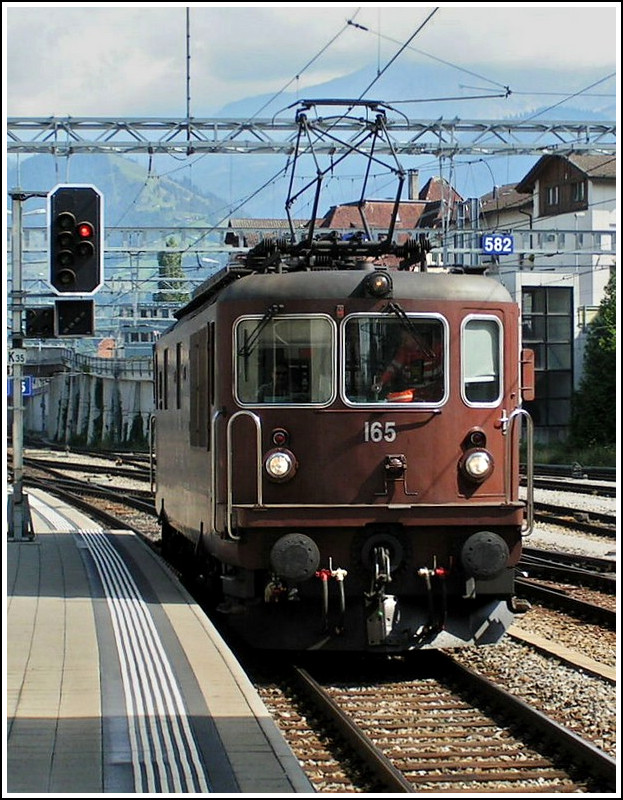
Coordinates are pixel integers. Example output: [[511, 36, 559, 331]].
[[344, 315, 446, 404], [461, 316, 503, 405], [236, 315, 335, 405]]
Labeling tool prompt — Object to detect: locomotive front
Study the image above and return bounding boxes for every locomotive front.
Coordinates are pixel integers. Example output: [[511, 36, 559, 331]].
[[202, 265, 534, 652], [154, 99, 534, 653]]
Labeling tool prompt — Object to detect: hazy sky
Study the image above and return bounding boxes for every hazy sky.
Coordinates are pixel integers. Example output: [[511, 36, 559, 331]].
[[3, 3, 619, 118]]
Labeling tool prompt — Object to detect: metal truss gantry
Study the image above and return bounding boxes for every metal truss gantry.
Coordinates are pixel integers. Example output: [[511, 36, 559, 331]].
[[6, 115, 616, 157]]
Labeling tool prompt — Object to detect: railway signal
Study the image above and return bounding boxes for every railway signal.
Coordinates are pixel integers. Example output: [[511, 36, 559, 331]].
[[48, 184, 103, 294], [25, 306, 56, 338], [55, 299, 96, 336]]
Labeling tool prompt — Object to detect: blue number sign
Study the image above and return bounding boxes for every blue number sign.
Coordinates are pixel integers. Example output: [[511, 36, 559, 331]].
[[481, 233, 514, 255], [7, 376, 34, 397]]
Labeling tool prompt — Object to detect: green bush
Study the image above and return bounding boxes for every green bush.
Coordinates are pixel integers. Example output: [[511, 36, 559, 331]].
[[569, 271, 617, 448], [528, 441, 616, 468]]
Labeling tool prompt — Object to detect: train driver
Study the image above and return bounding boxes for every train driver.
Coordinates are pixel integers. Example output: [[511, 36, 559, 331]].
[[372, 327, 443, 402]]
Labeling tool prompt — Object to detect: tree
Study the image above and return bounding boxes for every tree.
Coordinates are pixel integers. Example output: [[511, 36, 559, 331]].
[[569, 270, 617, 446], [154, 236, 187, 303]]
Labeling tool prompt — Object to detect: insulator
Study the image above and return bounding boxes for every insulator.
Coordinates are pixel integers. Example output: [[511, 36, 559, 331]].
[[418, 233, 433, 252], [395, 240, 422, 260], [313, 254, 333, 266]]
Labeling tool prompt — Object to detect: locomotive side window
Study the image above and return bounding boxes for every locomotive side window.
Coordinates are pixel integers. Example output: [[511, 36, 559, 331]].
[[461, 316, 502, 405], [190, 327, 210, 447], [344, 315, 446, 404], [235, 315, 335, 405], [175, 342, 182, 410], [163, 348, 169, 410]]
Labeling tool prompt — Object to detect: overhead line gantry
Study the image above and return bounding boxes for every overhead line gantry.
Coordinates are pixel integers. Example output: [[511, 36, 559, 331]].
[[6, 115, 616, 157]]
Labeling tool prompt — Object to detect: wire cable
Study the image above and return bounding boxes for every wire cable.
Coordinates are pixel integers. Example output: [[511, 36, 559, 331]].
[[350, 19, 510, 93], [245, 9, 364, 123], [356, 8, 440, 100]]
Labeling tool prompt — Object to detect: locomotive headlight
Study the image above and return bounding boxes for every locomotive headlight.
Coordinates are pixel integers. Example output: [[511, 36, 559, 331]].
[[363, 270, 393, 297], [460, 449, 494, 482], [264, 448, 297, 482]]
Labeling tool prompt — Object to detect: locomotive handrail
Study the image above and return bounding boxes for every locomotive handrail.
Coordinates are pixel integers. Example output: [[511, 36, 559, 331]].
[[148, 413, 156, 494], [504, 407, 534, 536], [225, 410, 263, 540], [210, 408, 225, 536]]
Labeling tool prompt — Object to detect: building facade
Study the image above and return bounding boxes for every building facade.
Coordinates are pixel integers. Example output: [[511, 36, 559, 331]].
[[480, 155, 616, 441]]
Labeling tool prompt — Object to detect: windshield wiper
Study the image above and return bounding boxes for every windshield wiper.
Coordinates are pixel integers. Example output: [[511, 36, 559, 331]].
[[384, 302, 437, 360], [237, 303, 284, 359]]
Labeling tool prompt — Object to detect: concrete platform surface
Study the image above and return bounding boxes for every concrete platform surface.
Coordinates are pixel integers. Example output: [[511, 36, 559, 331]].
[[5, 487, 313, 795]]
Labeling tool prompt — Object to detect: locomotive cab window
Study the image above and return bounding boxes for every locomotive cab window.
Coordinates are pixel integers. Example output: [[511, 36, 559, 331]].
[[344, 314, 446, 404], [235, 315, 335, 405], [461, 316, 502, 405]]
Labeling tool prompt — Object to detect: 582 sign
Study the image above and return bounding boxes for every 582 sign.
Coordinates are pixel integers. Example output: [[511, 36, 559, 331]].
[[481, 233, 514, 255]]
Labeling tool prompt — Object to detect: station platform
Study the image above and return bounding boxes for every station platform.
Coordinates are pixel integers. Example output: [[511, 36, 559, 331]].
[[5, 487, 314, 794]]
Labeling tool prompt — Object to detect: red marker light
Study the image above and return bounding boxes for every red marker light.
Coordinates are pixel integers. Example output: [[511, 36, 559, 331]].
[[271, 428, 289, 446]]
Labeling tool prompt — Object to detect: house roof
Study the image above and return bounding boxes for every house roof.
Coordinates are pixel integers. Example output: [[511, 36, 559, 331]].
[[516, 154, 616, 193], [480, 184, 533, 215], [228, 218, 310, 229], [566, 155, 617, 179], [227, 175, 465, 240], [318, 200, 426, 229], [418, 176, 463, 205]]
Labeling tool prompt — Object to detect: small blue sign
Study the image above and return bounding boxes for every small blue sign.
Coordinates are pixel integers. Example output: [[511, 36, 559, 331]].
[[481, 233, 514, 255], [7, 376, 34, 397]]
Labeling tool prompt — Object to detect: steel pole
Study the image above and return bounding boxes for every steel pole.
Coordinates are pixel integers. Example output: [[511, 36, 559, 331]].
[[9, 190, 32, 540]]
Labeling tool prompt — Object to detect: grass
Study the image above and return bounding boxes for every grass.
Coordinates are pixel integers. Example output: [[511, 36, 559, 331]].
[[527, 441, 617, 468]]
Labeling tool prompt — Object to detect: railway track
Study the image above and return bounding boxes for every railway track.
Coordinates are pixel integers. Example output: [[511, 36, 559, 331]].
[[526, 463, 616, 484], [517, 546, 616, 627], [533, 501, 615, 537], [527, 476, 616, 498], [249, 654, 616, 793], [515, 578, 615, 628], [22, 454, 151, 482], [520, 547, 615, 591]]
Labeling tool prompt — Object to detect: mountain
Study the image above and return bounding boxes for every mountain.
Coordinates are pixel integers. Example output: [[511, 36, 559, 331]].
[[216, 62, 615, 121], [6, 153, 229, 229]]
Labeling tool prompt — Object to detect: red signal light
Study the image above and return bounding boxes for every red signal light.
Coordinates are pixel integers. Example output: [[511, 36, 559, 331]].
[[77, 222, 94, 239]]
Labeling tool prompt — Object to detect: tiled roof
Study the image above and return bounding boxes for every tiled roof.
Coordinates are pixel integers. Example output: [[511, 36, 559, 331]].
[[318, 200, 426, 229], [228, 218, 310, 229], [418, 176, 464, 204], [227, 175, 465, 237]]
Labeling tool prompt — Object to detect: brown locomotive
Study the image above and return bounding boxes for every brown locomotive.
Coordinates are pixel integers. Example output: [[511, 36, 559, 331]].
[[152, 101, 535, 652]]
